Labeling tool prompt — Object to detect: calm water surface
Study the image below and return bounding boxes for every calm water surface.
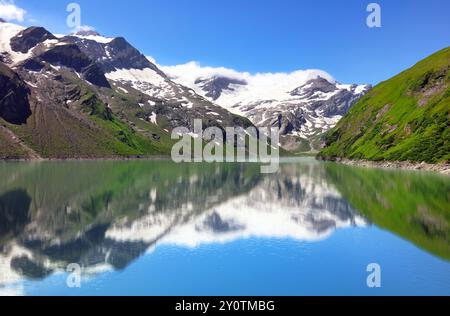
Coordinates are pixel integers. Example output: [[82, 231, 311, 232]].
[[0, 158, 449, 296]]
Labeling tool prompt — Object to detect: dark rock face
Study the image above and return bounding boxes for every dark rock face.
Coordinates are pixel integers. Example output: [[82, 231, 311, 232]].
[[274, 111, 306, 135], [62, 35, 106, 60], [36, 44, 111, 87], [82, 63, 111, 88], [19, 59, 44, 71], [10, 27, 57, 54], [63, 35, 163, 74], [38, 44, 91, 72], [195, 76, 247, 100], [0, 18, 6, 23], [105, 37, 156, 72], [0, 63, 32, 124]]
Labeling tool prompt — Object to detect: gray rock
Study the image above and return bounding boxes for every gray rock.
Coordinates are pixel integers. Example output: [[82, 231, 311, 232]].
[[0, 63, 31, 125], [195, 76, 247, 100], [10, 26, 56, 54]]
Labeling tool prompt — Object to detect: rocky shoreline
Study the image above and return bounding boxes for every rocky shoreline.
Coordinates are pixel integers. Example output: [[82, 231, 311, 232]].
[[318, 157, 450, 176]]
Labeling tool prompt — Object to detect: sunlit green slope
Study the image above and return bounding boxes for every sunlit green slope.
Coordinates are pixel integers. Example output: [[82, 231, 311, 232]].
[[319, 47, 450, 163]]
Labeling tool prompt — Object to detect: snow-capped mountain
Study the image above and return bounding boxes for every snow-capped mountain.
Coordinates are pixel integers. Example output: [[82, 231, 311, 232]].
[[0, 21, 253, 159], [194, 76, 248, 101], [1, 18, 369, 156], [162, 64, 371, 152], [60, 30, 250, 126]]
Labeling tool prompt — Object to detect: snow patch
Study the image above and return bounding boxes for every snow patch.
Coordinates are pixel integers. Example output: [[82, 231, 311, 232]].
[[25, 81, 37, 88], [0, 22, 31, 64], [74, 34, 114, 44], [149, 112, 157, 125], [106, 68, 166, 86], [117, 86, 128, 94]]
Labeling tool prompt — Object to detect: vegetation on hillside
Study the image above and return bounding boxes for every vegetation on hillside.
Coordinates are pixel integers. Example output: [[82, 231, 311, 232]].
[[319, 47, 450, 163]]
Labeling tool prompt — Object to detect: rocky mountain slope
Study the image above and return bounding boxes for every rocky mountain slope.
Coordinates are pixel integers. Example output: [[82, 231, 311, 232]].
[[165, 68, 371, 152], [319, 47, 450, 164], [0, 21, 253, 159]]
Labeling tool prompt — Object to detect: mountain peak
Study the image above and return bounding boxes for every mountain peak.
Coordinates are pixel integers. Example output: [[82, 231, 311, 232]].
[[195, 75, 247, 101], [10, 26, 56, 54], [70, 29, 113, 45], [304, 75, 336, 88], [0, 18, 6, 23], [291, 75, 337, 96], [74, 29, 101, 37]]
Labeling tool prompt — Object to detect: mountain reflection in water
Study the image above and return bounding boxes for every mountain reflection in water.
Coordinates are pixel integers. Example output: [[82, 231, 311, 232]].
[[0, 158, 449, 295]]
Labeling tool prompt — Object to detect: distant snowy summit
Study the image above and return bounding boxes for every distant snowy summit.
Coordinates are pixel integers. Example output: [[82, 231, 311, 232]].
[[164, 67, 371, 152]]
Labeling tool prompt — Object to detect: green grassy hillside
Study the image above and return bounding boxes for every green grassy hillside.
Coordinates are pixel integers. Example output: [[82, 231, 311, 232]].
[[0, 127, 30, 159], [319, 47, 450, 163], [1, 94, 171, 159], [1, 62, 174, 159]]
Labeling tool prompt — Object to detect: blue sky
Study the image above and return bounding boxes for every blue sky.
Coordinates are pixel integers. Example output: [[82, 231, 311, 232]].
[[7, 0, 450, 84]]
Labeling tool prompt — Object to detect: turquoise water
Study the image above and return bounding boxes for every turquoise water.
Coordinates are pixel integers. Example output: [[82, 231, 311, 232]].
[[0, 158, 449, 296]]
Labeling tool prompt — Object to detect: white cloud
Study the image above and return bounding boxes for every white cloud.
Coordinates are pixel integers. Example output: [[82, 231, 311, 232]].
[[159, 60, 251, 83], [152, 58, 336, 107], [76, 25, 95, 32], [0, 0, 26, 22], [156, 59, 335, 91]]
